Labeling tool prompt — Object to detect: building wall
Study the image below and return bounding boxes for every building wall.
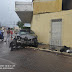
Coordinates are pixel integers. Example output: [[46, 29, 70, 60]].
[[33, 0, 62, 14], [15, 2, 33, 11], [31, 10, 72, 47], [15, 2, 33, 23]]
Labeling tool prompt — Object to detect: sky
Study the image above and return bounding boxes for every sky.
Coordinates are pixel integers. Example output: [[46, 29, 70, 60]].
[[0, 0, 32, 27]]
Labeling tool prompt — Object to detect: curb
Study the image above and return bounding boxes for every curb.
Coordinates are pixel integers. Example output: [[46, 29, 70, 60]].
[[39, 48, 72, 56], [29, 47, 72, 56]]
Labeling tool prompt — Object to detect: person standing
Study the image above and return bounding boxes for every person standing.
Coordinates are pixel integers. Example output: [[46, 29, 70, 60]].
[[0, 30, 3, 39], [10, 29, 13, 40], [6, 28, 10, 42]]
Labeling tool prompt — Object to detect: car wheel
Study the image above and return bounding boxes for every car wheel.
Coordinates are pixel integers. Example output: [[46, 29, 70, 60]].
[[34, 43, 38, 47], [34, 39, 38, 48], [10, 39, 17, 51], [34, 39, 38, 47]]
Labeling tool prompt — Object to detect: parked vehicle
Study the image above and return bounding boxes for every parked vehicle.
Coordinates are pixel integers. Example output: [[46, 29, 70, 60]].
[[0, 30, 4, 41], [9, 29, 38, 51]]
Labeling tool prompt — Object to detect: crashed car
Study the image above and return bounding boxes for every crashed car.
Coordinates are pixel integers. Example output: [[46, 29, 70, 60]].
[[9, 29, 38, 51]]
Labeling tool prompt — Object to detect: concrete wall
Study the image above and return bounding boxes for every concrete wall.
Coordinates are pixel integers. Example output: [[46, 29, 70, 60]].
[[15, 2, 33, 11], [31, 10, 72, 47], [33, 0, 62, 14], [15, 2, 33, 23], [16, 11, 33, 23]]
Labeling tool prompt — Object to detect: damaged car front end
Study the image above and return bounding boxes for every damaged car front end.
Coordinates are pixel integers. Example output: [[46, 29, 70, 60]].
[[9, 29, 38, 51]]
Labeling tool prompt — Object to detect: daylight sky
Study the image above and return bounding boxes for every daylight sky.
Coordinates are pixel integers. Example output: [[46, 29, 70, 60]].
[[0, 0, 32, 27]]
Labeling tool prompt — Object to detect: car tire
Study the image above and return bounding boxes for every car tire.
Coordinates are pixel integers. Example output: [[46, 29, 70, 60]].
[[10, 39, 17, 51], [34, 43, 38, 47], [34, 39, 38, 48]]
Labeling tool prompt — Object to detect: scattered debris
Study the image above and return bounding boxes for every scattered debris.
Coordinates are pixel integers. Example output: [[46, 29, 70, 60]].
[[60, 46, 70, 52], [43, 47, 46, 49], [66, 50, 72, 53]]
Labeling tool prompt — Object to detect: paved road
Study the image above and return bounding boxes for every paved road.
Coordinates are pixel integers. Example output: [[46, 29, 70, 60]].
[[0, 39, 72, 72]]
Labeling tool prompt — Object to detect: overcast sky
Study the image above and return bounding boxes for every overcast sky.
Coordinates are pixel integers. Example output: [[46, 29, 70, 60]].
[[0, 0, 32, 27]]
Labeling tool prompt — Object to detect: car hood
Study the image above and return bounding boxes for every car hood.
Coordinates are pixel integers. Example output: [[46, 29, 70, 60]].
[[19, 34, 37, 39]]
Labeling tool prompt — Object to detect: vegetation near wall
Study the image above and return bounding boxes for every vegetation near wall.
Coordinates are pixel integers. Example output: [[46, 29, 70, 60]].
[[17, 21, 24, 29]]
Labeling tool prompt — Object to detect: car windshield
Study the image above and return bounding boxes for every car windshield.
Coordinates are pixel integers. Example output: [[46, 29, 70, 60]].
[[19, 30, 35, 35], [19, 31, 29, 35]]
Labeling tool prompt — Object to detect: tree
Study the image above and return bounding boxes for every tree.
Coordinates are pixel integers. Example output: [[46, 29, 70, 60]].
[[17, 21, 24, 29]]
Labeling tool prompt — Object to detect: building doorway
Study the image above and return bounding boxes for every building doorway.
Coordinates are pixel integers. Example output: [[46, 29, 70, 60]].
[[50, 19, 62, 47]]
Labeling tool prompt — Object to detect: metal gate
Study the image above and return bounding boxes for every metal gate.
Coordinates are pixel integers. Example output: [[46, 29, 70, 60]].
[[50, 19, 62, 46]]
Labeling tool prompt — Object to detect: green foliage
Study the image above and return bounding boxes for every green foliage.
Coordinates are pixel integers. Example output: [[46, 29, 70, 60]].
[[17, 21, 24, 29]]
